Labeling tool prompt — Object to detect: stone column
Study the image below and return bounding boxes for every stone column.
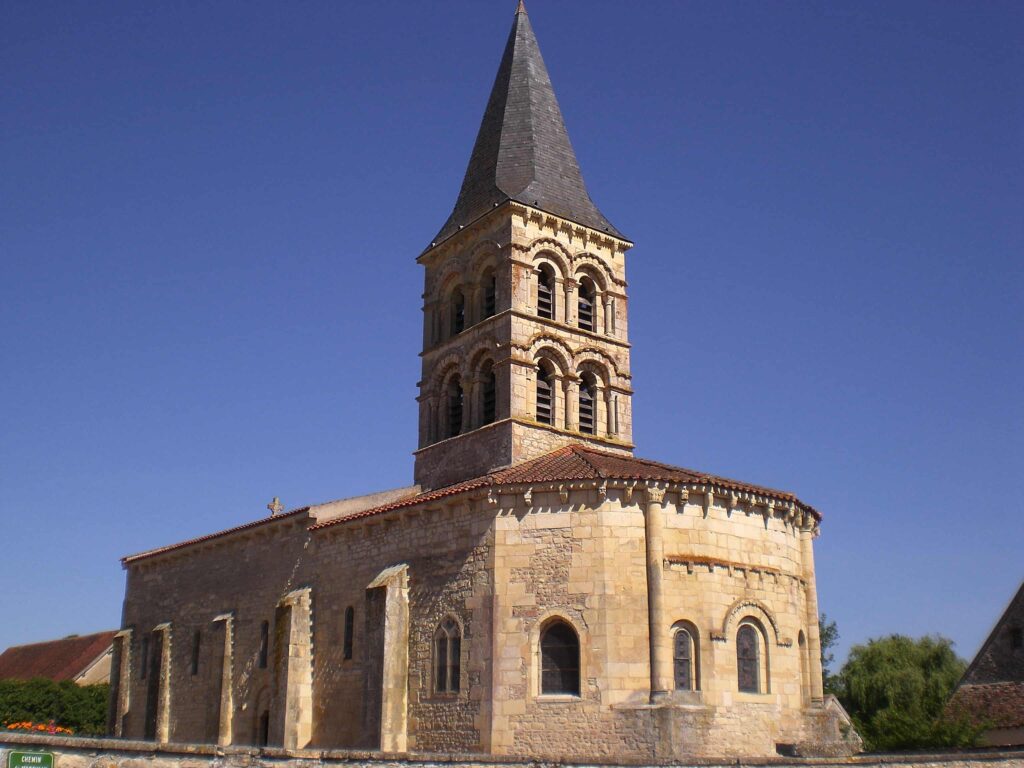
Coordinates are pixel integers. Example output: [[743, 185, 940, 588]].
[[563, 279, 577, 326], [211, 613, 234, 746], [800, 522, 825, 705], [563, 377, 579, 432], [109, 629, 132, 737], [604, 389, 616, 437], [643, 486, 671, 701], [153, 623, 172, 743], [603, 296, 615, 335]]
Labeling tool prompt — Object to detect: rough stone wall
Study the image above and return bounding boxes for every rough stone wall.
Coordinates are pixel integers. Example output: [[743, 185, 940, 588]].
[[118, 514, 316, 747], [309, 504, 494, 754]]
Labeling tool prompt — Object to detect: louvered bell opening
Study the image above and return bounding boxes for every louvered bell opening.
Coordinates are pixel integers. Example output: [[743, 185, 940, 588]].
[[448, 381, 464, 438], [579, 383, 595, 434], [484, 275, 496, 319], [578, 294, 594, 332], [537, 269, 554, 320], [483, 371, 496, 425], [452, 292, 466, 335], [536, 373, 553, 425]]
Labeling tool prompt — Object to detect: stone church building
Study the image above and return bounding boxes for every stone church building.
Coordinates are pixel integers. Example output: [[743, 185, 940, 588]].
[[110, 4, 857, 760]]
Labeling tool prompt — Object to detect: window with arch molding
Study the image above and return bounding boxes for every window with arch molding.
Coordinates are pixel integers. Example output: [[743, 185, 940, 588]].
[[447, 376, 464, 438], [481, 363, 496, 425], [433, 617, 461, 694], [451, 288, 465, 335], [737, 623, 761, 693], [540, 620, 580, 695], [578, 372, 597, 435], [577, 277, 596, 332], [536, 361, 554, 425], [536, 264, 555, 320], [673, 625, 698, 691]]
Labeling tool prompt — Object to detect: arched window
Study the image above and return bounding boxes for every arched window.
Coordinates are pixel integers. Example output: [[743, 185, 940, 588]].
[[447, 376, 464, 437], [537, 264, 555, 320], [258, 620, 269, 669], [673, 626, 697, 691], [482, 270, 496, 319], [577, 277, 596, 332], [540, 620, 580, 695], [140, 636, 150, 679], [481, 364, 496, 426], [737, 623, 761, 693], [433, 618, 461, 694], [536, 361, 554, 425], [578, 373, 596, 435], [451, 288, 465, 335], [343, 606, 354, 661]]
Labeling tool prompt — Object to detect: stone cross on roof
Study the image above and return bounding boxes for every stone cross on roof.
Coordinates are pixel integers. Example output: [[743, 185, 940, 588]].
[[267, 496, 284, 516]]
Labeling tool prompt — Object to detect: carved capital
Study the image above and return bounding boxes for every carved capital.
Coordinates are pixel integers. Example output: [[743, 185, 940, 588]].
[[644, 485, 666, 506]]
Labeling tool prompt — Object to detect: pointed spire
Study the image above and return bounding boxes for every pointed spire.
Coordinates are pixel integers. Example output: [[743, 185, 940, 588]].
[[430, 6, 623, 247]]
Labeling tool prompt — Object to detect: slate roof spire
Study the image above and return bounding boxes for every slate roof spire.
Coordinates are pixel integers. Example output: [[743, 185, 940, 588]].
[[430, 3, 623, 247]]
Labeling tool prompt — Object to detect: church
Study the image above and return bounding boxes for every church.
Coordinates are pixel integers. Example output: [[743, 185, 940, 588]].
[[110, 4, 858, 760]]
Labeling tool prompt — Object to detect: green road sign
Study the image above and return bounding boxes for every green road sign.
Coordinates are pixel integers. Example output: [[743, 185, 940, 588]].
[[8, 752, 53, 768]]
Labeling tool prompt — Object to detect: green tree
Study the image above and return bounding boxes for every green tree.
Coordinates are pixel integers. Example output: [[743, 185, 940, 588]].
[[0, 678, 109, 736], [835, 634, 979, 751], [819, 613, 840, 696]]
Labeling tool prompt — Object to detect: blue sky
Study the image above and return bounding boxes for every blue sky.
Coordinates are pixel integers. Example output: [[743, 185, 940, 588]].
[[1, 1, 1021, 668]]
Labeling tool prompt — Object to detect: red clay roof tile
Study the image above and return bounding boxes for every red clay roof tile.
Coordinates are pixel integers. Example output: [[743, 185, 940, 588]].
[[0, 631, 117, 682]]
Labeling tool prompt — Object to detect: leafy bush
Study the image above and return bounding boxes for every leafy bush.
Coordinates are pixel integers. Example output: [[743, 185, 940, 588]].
[[0, 678, 109, 736], [835, 634, 982, 751]]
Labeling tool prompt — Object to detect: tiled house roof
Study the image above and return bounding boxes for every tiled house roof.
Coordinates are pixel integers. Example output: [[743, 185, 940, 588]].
[[311, 444, 819, 530], [0, 631, 116, 682], [946, 580, 1024, 734]]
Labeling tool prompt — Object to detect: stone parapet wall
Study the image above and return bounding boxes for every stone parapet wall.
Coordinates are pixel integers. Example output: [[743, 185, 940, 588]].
[[3, 733, 1023, 768]]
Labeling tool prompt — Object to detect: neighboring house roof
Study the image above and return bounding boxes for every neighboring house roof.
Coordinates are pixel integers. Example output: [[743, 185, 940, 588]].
[[0, 631, 117, 682], [429, 2, 624, 248], [947, 580, 1024, 732], [948, 681, 1024, 730], [311, 443, 820, 531]]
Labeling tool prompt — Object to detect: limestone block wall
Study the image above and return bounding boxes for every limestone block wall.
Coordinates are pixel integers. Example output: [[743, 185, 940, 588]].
[[414, 203, 635, 491], [488, 486, 656, 760]]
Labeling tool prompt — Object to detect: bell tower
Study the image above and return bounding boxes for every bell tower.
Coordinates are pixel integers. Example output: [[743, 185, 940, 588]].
[[414, 2, 634, 490]]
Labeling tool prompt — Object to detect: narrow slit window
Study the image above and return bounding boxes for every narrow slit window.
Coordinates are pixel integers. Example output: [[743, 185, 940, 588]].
[[258, 620, 269, 669], [343, 606, 354, 660], [191, 630, 201, 676]]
